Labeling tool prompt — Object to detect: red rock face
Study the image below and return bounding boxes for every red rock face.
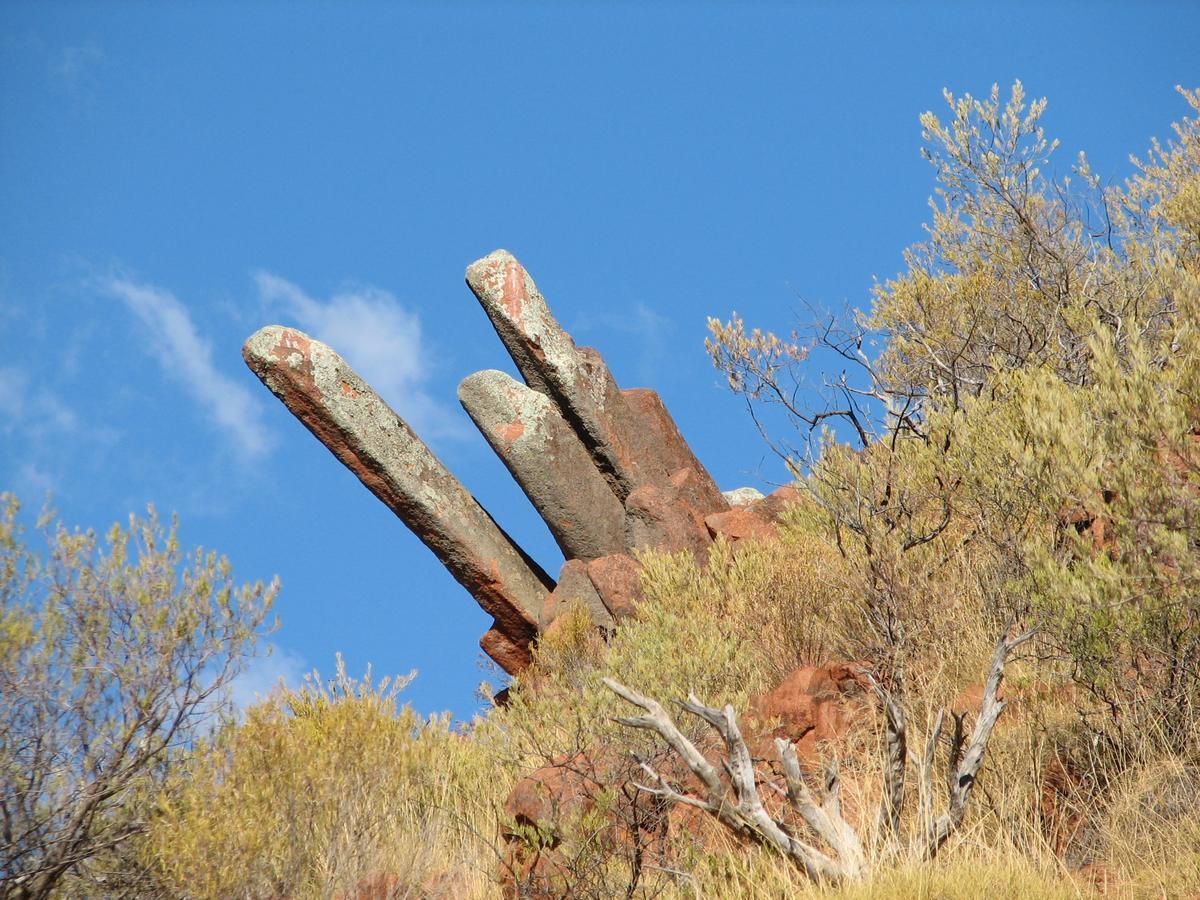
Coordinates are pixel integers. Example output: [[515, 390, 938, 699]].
[[748, 661, 874, 760], [624, 475, 713, 557], [621, 387, 728, 515], [755, 484, 803, 521], [244, 251, 793, 676], [585, 554, 644, 620], [704, 507, 776, 545], [541, 560, 612, 631], [481, 627, 534, 675]]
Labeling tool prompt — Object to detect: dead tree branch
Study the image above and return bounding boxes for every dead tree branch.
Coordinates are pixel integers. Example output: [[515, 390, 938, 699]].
[[603, 627, 1032, 882]]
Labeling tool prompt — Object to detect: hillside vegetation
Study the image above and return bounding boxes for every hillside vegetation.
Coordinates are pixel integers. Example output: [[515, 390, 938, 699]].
[[6, 83, 1200, 898]]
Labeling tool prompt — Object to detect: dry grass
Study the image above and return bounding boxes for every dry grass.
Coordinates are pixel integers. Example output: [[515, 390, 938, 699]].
[[134, 516, 1198, 898]]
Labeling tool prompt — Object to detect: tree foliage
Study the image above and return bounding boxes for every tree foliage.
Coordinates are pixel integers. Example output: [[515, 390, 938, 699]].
[[144, 659, 494, 899], [709, 84, 1200, 744], [40, 84, 1200, 898], [0, 497, 276, 898]]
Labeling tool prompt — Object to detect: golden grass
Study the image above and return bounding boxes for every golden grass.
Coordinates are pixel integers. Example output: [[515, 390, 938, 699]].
[[136, 519, 1197, 898]]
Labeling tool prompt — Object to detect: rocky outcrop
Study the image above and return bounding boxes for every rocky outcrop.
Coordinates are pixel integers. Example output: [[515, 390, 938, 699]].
[[467, 251, 701, 504], [242, 326, 551, 654], [748, 661, 874, 760], [499, 661, 878, 897], [540, 560, 613, 633], [458, 369, 626, 563], [244, 251, 795, 674]]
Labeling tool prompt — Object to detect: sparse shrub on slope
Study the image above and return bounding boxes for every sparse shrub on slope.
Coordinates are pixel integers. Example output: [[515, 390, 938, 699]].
[[143, 659, 499, 899], [0, 497, 276, 899], [142, 85, 1200, 898], [702, 83, 1200, 893], [715, 85, 1200, 734]]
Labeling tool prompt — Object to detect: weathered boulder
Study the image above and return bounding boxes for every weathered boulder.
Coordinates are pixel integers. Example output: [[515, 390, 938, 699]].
[[501, 752, 622, 900], [540, 560, 614, 632], [722, 486, 765, 507], [704, 507, 776, 545], [243, 326, 552, 672], [748, 661, 874, 760], [585, 554, 643, 620], [751, 484, 803, 522], [505, 752, 603, 836], [459, 369, 626, 562]]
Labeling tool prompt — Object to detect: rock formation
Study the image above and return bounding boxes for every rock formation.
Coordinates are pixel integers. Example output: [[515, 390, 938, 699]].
[[244, 250, 792, 674]]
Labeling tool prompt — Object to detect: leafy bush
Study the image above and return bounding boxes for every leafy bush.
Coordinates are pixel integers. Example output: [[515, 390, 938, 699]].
[[136, 84, 1200, 898], [144, 658, 497, 898], [0, 496, 276, 899]]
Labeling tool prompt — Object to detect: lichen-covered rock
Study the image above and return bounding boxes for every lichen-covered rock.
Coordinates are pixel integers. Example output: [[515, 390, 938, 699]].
[[722, 486, 766, 507], [466, 251, 672, 501], [242, 325, 552, 672], [244, 255, 791, 680], [459, 370, 626, 562]]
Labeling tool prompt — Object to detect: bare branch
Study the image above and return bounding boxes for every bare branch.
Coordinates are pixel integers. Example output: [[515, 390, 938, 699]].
[[915, 629, 1034, 859], [604, 679, 852, 883]]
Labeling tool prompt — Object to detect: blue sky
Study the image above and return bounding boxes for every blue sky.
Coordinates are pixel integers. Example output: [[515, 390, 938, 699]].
[[1, 1, 1196, 719]]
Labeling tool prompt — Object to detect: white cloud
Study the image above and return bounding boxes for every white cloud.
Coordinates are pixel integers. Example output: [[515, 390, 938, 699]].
[[102, 276, 273, 458], [0, 364, 121, 497], [256, 272, 461, 439], [228, 644, 309, 711], [0, 365, 79, 435]]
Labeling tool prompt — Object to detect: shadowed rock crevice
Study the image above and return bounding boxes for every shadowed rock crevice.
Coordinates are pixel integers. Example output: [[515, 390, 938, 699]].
[[243, 251, 792, 675]]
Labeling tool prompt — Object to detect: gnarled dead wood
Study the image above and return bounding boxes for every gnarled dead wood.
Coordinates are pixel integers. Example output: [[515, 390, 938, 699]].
[[604, 627, 1032, 882], [914, 629, 1034, 860]]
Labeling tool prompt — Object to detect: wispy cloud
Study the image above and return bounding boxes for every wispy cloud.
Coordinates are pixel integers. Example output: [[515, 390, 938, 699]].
[[256, 272, 462, 439], [102, 276, 273, 458], [0, 364, 118, 498], [49, 40, 105, 106], [228, 644, 309, 710], [571, 301, 672, 386], [0, 365, 78, 436]]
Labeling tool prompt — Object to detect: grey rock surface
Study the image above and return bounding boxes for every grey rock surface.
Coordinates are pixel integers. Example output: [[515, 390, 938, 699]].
[[459, 369, 627, 562], [465, 250, 668, 501], [723, 486, 766, 507], [243, 325, 552, 671]]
